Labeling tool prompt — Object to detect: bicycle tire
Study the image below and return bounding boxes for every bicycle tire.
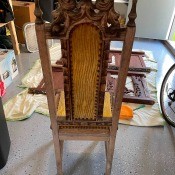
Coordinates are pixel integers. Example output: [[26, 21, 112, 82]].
[[160, 64, 175, 127]]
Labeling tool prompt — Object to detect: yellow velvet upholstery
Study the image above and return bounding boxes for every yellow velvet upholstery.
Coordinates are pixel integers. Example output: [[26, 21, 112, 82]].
[[57, 91, 133, 119], [70, 24, 102, 120], [57, 91, 112, 117]]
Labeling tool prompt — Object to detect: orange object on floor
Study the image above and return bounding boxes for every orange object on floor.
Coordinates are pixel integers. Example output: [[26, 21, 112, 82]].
[[120, 105, 133, 120]]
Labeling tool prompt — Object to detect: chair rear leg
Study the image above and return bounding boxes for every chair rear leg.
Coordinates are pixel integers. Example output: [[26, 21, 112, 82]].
[[105, 137, 116, 175], [55, 139, 63, 175], [60, 140, 64, 160], [105, 141, 108, 158]]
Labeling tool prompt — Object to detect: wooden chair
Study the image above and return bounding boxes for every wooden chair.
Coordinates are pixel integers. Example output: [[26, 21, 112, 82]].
[[34, 0, 137, 174]]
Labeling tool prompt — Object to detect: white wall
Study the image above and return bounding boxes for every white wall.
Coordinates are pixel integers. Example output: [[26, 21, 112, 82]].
[[127, 0, 175, 40], [114, 3, 128, 16], [169, 15, 175, 40]]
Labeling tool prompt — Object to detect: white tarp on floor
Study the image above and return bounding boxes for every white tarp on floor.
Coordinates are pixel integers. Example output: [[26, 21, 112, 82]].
[[4, 47, 165, 126]]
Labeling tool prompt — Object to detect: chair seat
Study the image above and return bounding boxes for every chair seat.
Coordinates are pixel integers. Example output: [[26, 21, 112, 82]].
[[57, 91, 112, 118]]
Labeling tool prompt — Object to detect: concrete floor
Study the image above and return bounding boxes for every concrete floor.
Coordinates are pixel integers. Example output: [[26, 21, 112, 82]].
[[1, 39, 175, 175]]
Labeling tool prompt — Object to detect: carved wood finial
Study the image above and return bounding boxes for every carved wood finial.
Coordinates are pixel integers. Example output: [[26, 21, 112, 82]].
[[50, 0, 122, 37], [127, 0, 137, 27], [34, 0, 44, 24]]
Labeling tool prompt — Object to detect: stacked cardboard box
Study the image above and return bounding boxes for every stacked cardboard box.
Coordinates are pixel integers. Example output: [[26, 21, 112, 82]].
[[0, 50, 18, 89], [12, 1, 35, 44]]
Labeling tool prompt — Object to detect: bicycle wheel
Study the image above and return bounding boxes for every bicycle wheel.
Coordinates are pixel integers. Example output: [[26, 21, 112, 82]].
[[160, 64, 175, 127]]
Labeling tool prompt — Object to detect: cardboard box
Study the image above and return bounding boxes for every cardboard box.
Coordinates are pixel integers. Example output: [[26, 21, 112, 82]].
[[0, 50, 18, 88], [12, 1, 35, 43]]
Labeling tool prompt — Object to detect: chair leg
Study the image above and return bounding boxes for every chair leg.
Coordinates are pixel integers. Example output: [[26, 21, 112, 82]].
[[7, 21, 20, 55], [105, 138, 116, 175], [105, 141, 108, 158], [55, 139, 63, 175], [60, 140, 64, 160]]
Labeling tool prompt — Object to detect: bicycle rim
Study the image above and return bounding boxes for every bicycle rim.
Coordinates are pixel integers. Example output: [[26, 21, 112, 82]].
[[160, 64, 175, 127]]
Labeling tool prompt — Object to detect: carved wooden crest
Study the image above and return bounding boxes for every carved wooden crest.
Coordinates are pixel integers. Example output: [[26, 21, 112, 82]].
[[50, 0, 125, 38]]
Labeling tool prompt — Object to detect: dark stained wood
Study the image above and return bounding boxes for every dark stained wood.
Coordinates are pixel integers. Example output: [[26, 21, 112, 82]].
[[34, 0, 44, 24], [28, 67, 64, 95], [28, 65, 153, 105], [107, 69, 146, 76], [106, 74, 155, 105], [35, 24, 63, 175], [50, 0, 126, 40], [108, 51, 151, 73], [45, 22, 127, 41], [123, 96, 155, 105], [59, 129, 110, 141], [34, 0, 138, 174]]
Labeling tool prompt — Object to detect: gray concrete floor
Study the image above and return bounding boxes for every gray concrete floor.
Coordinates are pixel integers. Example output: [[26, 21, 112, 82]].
[[1, 39, 175, 175]]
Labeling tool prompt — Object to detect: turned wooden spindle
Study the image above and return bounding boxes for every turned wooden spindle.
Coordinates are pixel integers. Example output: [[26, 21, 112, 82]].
[[127, 0, 138, 27], [34, 0, 44, 24]]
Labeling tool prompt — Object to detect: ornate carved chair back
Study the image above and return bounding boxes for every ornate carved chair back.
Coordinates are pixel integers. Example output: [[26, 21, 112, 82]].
[[34, 0, 138, 134], [50, 0, 124, 122], [35, 0, 137, 123]]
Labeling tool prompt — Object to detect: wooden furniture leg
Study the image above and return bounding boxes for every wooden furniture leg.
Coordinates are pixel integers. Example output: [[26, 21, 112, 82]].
[[58, 141, 63, 175], [35, 23, 63, 175], [7, 21, 20, 55], [105, 137, 116, 175], [60, 140, 64, 161], [105, 141, 108, 158]]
